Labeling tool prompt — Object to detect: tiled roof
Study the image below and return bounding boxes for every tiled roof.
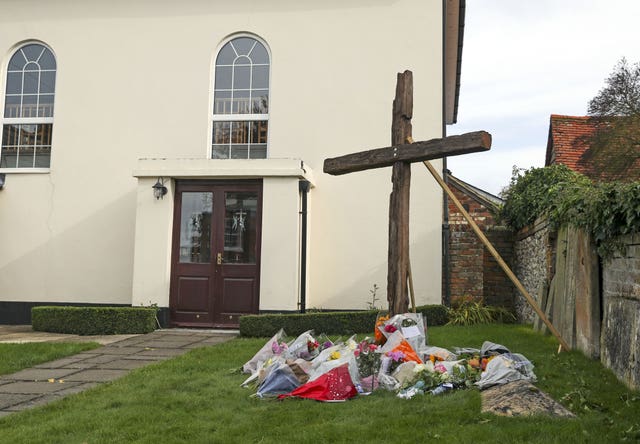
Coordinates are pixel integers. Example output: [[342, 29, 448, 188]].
[[446, 171, 503, 212], [545, 114, 640, 181]]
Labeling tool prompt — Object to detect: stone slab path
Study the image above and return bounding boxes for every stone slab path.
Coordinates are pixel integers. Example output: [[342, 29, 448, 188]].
[[0, 329, 236, 417]]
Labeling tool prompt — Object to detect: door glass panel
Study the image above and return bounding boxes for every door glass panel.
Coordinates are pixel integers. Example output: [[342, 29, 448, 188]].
[[224, 192, 258, 263], [179, 192, 213, 263]]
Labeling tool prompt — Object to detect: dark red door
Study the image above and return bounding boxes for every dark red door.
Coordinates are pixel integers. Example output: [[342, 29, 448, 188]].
[[169, 180, 262, 328]]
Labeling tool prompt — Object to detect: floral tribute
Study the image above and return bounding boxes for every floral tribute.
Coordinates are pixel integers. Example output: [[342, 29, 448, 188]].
[[241, 317, 537, 402]]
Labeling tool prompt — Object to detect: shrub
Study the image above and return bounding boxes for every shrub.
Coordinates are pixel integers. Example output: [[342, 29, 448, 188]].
[[417, 304, 450, 327], [239, 305, 449, 337], [446, 297, 515, 326], [498, 164, 590, 231], [32, 306, 158, 335], [499, 165, 640, 259]]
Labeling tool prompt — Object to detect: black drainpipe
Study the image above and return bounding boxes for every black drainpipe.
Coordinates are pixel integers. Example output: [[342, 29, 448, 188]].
[[299, 180, 310, 313]]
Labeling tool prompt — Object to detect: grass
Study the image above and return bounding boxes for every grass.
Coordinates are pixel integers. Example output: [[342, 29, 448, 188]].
[[1, 325, 639, 443], [0, 342, 100, 376]]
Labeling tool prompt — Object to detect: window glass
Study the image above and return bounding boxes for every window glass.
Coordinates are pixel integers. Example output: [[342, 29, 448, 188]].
[[21, 44, 45, 62], [1, 43, 56, 169], [38, 50, 56, 70], [231, 38, 255, 56], [212, 36, 269, 159], [6, 72, 21, 94], [224, 192, 258, 263], [179, 192, 213, 263], [251, 65, 269, 89], [40, 71, 56, 94], [233, 65, 251, 89], [215, 66, 232, 89], [8, 52, 26, 71], [23, 72, 39, 94]]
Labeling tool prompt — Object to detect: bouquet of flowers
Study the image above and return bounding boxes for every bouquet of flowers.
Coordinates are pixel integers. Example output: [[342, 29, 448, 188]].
[[354, 338, 381, 378], [383, 350, 406, 374], [285, 330, 320, 360], [374, 313, 390, 344], [378, 313, 427, 353], [242, 328, 286, 375]]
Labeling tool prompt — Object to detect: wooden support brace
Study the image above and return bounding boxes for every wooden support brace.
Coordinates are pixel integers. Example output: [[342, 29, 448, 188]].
[[413, 139, 570, 352], [407, 260, 417, 313]]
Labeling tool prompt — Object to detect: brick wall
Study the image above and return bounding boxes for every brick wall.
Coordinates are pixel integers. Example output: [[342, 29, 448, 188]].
[[446, 184, 515, 308], [484, 227, 516, 309]]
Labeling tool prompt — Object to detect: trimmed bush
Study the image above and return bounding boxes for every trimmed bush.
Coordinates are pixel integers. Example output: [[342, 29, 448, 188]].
[[32, 306, 158, 335], [239, 305, 449, 337]]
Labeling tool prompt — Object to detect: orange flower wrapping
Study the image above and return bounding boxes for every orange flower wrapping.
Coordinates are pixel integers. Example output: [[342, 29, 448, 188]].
[[374, 315, 389, 345], [391, 339, 423, 364]]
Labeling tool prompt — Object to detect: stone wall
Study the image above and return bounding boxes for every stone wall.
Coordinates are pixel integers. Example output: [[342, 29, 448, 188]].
[[514, 219, 553, 323], [601, 233, 640, 390], [515, 222, 640, 390]]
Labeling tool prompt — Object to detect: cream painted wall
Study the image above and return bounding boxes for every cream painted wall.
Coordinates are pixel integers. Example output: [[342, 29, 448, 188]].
[[259, 177, 301, 311], [131, 177, 175, 308], [0, 0, 446, 310]]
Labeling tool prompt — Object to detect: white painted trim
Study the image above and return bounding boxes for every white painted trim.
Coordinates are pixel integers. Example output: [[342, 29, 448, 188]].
[[133, 158, 314, 185], [211, 113, 268, 122], [0, 168, 50, 174], [3, 117, 54, 124]]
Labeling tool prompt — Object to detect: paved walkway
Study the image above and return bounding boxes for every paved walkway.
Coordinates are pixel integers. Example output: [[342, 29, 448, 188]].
[[0, 328, 237, 417]]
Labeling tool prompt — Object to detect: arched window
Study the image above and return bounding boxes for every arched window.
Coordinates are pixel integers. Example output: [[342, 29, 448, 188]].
[[212, 36, 269, 159], [1, 43, 56, 168]]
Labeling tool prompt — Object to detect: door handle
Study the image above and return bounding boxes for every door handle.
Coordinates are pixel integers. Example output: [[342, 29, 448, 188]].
[[217, 252, 223, 265]]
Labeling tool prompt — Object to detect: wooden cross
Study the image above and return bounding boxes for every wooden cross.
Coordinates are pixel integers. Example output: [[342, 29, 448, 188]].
[[323, 70, 491, 315]]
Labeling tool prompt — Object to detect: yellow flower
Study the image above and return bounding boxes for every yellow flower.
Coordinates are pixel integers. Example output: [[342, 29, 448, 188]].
[[329, 351, 341, 360]]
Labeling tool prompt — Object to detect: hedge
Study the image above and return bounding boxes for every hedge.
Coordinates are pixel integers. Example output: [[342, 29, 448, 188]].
[[239, 305, 449, 337], [32, 306, 158, 335]]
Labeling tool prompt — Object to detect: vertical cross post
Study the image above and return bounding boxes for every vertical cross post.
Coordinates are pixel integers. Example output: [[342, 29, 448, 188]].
[[387, 71, 413, 315]]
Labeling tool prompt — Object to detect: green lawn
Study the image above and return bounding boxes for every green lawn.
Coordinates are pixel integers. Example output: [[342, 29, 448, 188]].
[[0, 342, 100, 376], [1, 325, 639, 443]]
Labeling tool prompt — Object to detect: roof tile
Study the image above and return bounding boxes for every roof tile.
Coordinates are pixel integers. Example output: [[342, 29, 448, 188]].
[[545, 114, 640, 181]]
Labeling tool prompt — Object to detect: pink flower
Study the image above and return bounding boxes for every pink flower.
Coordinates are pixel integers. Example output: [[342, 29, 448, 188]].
[[384, 324, 397, 333], [271, 342, 287, 355], [387, 351, 406, 362], [369, 344, 378, 352], [434, 364, 447, 373]]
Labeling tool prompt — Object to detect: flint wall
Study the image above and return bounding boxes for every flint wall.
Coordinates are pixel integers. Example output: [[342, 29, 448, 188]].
[[601, 233, 640, 390], [514, 219, 553, 323]]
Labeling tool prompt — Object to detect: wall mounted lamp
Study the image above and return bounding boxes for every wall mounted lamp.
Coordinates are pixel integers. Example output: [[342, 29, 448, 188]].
[[152, 177, 168, 200], [0, 173, 5, 190]]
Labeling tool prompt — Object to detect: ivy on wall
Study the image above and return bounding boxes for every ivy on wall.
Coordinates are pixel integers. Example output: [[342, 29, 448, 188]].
[[498, 164, 640, 259]]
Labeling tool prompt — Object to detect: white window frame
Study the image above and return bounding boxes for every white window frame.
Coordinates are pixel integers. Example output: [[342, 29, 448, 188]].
[[0, 41, 56, 173], [209, 34, 271, 160]]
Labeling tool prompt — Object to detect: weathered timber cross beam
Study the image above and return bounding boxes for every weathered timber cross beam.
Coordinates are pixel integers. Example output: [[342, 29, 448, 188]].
[[322, 70, 491, 316], [323, 131, 492, 176]]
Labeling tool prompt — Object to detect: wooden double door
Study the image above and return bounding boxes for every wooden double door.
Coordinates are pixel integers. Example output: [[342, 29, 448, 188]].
[[169, 180, 262, 328]]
